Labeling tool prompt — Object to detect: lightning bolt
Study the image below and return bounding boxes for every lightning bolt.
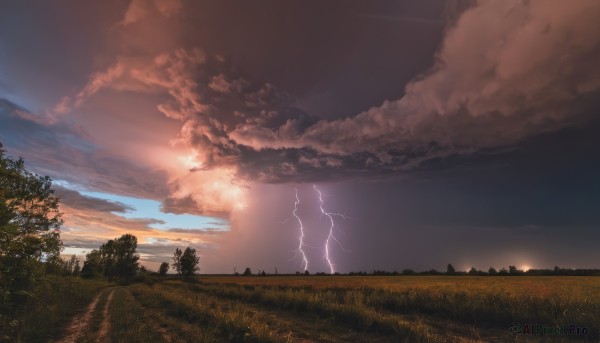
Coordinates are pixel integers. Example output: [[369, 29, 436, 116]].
[[314, 184, 346, 274], [291, 188, 309, 271]]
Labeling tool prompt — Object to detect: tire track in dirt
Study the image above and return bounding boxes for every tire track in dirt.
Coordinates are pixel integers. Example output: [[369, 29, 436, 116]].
[[95, 289, 115, 343], [57, 289, 104, 343]]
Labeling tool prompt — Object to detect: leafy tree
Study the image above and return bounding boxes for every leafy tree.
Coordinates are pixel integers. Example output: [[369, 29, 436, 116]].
[[171, 247, 200, 279], [0, 144, 63, 315], [171, 248, 182, 275], [81, 249, 102, 279], [73, 257, 81, 275], [62, 255, 80, 276], [99, 234, 139, 281], [159, 262, 170, 276], [488, 267, 498, 275], [113, 234, 139, 280], [509, 265, 518, 274], [80, 235, 139, 281], [180, 247, 200, 278], [243, 267, 252, 276], [446, 264, 456, 275], [468, 267, 478, 275]]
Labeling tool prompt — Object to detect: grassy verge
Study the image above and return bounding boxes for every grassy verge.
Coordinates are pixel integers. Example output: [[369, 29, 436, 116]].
[[108, 287, 166, 343]]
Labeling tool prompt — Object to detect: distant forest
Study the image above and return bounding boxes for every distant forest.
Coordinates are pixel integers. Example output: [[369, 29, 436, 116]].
[[235, 264, 600, 277]]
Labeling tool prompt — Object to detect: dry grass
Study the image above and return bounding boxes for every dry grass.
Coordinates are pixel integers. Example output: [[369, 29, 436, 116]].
[[38, 275, 600, 342]]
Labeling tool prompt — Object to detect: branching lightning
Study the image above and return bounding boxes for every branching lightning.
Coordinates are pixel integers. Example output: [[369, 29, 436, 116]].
[[314, 185, 346, 274], [291, 188, 309, 271]]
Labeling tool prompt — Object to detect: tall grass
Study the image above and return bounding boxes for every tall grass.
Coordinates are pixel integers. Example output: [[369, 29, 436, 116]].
[[129, 283, 291, 342], [168, 276, 600, 341], [12, 276, 106, 342], [108, 287, 166, 343], [162, 280, 438, 341]]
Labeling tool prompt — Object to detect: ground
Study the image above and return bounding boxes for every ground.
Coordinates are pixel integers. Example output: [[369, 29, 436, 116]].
[[54, 276, 600, 342]]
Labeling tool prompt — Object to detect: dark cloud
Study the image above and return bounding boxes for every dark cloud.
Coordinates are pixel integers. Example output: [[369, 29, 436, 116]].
[[0, 98, 170, 200], [223, 1, 600, 182], [167, 228, 225, 234], [54, 186, 133, 213], [4, 0, 600, 272], [61, 1, 600, 190]]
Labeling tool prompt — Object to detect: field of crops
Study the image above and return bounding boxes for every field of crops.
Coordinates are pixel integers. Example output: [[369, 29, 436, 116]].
[[91, 275, 600, 342]]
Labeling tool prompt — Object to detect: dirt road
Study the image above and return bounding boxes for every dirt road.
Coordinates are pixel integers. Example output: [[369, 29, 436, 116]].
[[57, 288, 115, 343]]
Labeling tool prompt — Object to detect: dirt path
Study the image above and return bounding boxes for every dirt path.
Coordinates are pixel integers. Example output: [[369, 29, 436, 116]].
[[95, 289, 115, 343], [58, 290, 104, 343]]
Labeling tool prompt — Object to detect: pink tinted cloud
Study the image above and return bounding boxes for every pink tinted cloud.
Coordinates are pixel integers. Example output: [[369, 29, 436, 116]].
[[231, 0, 600, 163], [49, 0, 600, 218]]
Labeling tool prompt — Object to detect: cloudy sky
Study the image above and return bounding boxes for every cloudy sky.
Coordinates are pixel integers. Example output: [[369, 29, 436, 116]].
[[1, 0, 599, 273]]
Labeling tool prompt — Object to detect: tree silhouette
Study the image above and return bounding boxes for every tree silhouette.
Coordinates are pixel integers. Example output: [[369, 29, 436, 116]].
[[81, 249, 102, 278], [113, 234, 139, 280], [488, 267, 498, 275], [172, 248, 182, 275], [243, 267, 252, 276], [80, 235, 139, 281], [446, 264, 456, 274], [180, 247, 200, 278], [159, 262, 170, 276], [172, 247, 199, 279], [98, 234, 139, 281]]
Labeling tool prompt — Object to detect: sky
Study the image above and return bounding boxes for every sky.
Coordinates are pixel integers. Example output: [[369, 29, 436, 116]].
[[1, 0, 599, 273]]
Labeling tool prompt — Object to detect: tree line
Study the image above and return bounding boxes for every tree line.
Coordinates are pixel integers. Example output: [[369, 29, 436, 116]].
[[76, 235, 200, 282], [235, 264, 600, 277]]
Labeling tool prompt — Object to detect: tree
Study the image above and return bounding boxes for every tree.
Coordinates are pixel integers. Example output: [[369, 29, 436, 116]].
[[171, 247, 200, 279], [113, 234, 139, 280], [73, 257, 81, 276], [402, 269, 415, 275], [159, 262, 170, 276], [180, 247, 200, 278], [63, 255, 80, 276], [468, 267, 478, 275], [0, 144, 63, 312], [81, 249, 102, 279], [446, 264, 456, 275], [488, 267, 498, 275], [243, 267, 252, 276], [171, 248, 182, 275], [98, 234, 139, 281]]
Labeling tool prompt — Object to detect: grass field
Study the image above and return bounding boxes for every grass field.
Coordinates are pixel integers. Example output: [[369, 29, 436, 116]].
[[15, 275, 600, 342], [54, 276, 600, 342]]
